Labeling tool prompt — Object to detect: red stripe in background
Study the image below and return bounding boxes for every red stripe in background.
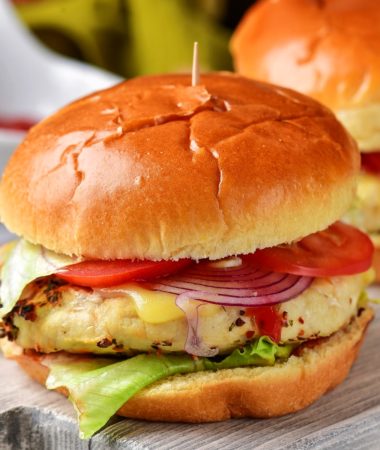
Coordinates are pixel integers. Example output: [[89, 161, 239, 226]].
[[0, 117, 37, 132], [362, 152, 380, 175]]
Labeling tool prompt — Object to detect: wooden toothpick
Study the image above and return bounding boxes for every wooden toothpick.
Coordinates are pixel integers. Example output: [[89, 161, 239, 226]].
[[192, 42, 199, 87]]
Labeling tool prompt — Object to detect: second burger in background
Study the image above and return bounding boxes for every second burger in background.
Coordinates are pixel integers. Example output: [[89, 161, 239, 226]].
[[231, 0, 380, 278]]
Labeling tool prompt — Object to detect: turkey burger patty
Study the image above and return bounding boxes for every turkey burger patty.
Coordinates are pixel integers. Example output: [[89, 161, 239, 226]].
[[5, 270, 372, 355]]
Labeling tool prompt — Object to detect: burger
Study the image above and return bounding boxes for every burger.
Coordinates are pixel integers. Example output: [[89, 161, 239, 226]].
[[230, 0, 380, 279], [0, 73, 375, 438]]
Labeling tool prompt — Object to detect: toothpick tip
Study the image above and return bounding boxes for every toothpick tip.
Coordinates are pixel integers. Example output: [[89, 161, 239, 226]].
[[192, 42, 200, 87]]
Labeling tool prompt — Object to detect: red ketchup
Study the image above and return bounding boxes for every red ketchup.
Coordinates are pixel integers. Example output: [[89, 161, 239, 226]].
[[0, 117, 37, 132], [246, 306, 282, 342], [362, 151, 380, 175]]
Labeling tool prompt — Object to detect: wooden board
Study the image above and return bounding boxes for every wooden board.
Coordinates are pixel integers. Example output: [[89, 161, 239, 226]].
[[0, 223, 379, 448]]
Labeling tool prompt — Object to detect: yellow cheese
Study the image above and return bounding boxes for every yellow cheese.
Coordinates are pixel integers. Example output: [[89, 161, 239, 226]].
[[120, 284, 183, 324], [117, 260, 248, 324], [119, 283, 221, 324]]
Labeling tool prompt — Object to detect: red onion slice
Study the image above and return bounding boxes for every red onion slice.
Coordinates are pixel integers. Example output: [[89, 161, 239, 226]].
[[155, 272, 289, 292], [175, 299, 219, 357], [147, 258, 313, 356], [154, 275, 311, 306]]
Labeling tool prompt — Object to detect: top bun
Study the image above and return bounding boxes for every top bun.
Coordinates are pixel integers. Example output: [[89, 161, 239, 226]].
[[230, 0, 380, 151], [0, 73, 359, 260]]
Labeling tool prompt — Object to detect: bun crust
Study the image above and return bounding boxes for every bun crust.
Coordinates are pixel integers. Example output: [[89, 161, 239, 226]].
[[231, 0, 380, 112], [0, 73, 359, 260], [9, 308, 373, 422]]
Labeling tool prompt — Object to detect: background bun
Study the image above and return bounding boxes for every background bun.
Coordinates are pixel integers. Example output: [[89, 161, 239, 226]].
[[10, 308, 373, 422], [231, 0, 380, 151], [0, 73, 359, 260]]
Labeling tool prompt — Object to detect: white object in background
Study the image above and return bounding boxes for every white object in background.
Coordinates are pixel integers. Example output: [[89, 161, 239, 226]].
[[0, 0, 122, 170]]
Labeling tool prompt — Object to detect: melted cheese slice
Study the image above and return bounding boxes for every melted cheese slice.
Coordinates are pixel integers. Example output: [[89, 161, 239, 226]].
[[117, 283, 221, 324], [121, 284, 183, 324], [115, 257, 243, 324]]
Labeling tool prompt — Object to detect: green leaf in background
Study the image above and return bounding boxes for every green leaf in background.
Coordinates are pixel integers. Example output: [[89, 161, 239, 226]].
[[16, 0, 232, 77], [46, 337, 294, 438], [0, 239, 75, 317], [125, 0, 231, 76]]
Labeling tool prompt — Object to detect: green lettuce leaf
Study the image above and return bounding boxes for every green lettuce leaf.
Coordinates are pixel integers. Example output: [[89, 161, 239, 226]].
[[46, 337, 294, 438], [359, 289, 380, 305], [0, 239, 75, 317], [204, 335, 289, 369]]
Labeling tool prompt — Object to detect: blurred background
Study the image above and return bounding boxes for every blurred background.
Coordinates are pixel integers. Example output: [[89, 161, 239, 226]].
[[12, 0, 257, 77], [0, 0, 256, 191], [0, 0, 252, 241]]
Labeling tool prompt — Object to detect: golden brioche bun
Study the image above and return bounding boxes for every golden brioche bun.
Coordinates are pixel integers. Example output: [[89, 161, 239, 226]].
[[230, 0, 380, 151], [0, 73, 359, 260], [8, 308, 373, 422]]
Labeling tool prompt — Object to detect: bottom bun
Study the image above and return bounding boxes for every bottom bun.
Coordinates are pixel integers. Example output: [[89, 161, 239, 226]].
[[10, 308, 373, 422]]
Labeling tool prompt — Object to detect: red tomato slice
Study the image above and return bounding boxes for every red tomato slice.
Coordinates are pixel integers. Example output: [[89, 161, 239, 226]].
[[362, 152, 380, 175], [246, 306, 282, 342], [245, 222, 374, 277], [56, 259, 192, 287]]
